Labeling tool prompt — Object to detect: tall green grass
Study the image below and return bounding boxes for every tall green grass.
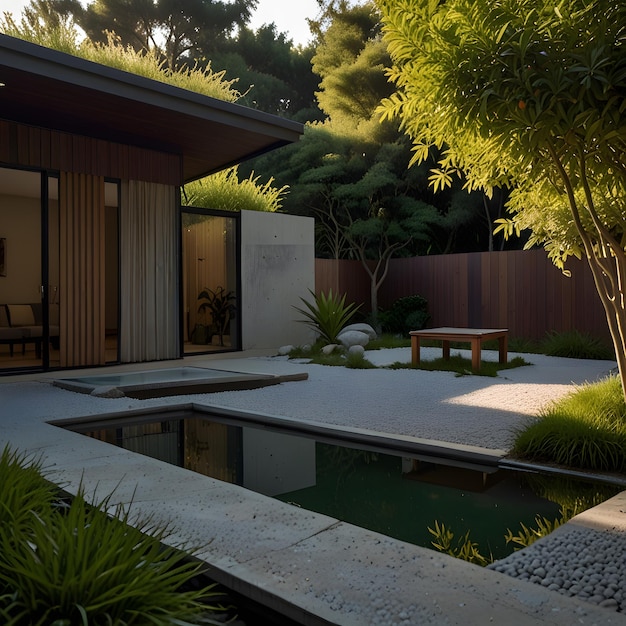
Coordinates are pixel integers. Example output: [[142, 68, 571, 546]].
[[0, 20, 239, 102], [0, 447, 223, 625], [512, 375, 626, 472]]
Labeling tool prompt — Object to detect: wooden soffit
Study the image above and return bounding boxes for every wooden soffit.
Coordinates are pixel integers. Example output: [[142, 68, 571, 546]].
[[0, 34, 303, 182]]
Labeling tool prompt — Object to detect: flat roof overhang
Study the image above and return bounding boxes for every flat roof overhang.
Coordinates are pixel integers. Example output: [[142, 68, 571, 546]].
[[0, 34, 304, 182]]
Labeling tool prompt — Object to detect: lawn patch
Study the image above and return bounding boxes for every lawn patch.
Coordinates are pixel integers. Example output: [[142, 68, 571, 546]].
[[386, 355, 530, 377]]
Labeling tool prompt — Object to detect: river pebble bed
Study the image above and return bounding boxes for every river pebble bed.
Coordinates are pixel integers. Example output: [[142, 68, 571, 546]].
[[488, 526, 626, 613]]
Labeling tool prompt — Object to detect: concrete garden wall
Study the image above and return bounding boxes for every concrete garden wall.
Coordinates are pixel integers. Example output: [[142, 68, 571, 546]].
[[240, 210, 315, 350]]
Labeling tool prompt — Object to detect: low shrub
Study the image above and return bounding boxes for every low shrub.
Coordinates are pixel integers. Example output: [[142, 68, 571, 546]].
[[379, 295, 430, 334], [512, 375, 626, 472], [542, 329, 614, 360], [0, 446, 58, 540]]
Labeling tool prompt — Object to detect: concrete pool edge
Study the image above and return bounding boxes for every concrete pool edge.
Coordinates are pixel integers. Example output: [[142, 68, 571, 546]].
[[52, 367, 309, 399], [49, 401, 507, 469], [34, 420, 626, 626]]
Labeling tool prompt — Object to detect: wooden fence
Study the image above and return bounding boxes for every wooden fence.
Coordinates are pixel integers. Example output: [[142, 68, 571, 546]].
[[315, 249, 611, 342]]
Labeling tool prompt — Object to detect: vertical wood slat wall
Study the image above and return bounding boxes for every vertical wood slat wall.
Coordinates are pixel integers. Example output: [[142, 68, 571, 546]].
[[59, 172, 106, 366], [0, 119, 181, 185], [315, 250, 610, 342]]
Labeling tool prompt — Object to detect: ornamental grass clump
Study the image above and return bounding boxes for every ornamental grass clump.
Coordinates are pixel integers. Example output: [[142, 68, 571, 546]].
[[541, 330, 615, 360], [512, 375, 626, 472], [293, 289, 361, 344], [0, 446, 58, 539], [0, 447, 224, 626]]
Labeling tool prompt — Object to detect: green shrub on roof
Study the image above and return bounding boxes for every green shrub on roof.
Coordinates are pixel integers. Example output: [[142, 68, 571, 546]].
[[0, 17, 240, 102]]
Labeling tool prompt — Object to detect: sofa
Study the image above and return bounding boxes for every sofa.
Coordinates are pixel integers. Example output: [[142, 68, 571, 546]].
[[0, 303, 60, 357]]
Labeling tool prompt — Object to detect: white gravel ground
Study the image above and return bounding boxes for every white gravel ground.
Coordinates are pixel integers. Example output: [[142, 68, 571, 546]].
[[0, 346, 618, 453]]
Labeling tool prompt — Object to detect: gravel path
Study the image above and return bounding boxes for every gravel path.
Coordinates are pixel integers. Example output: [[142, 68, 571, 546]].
[[2, 346, 625, 618]]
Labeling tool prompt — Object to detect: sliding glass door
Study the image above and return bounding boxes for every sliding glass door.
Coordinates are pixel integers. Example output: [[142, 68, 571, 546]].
[[182, 209, 239, 354], [0, 167, 44, 370], [0, 166, 120, 373]]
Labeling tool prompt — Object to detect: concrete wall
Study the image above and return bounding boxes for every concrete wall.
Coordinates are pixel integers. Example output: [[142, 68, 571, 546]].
[[240, 210, 315, 350]]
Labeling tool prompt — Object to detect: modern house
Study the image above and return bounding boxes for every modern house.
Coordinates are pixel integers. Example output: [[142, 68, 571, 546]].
[[0, 33, 314, 374]]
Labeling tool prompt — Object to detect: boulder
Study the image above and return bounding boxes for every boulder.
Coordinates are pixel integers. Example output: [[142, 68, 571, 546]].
[[348, 344, 365, 357], [337, 330, 370, 349], [340, 323, 377, 340], [277, 345, 294, 356], [322, 343, 339, 355]]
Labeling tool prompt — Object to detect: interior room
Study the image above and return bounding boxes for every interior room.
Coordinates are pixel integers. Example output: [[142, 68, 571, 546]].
[[0, 166, 120, 371]]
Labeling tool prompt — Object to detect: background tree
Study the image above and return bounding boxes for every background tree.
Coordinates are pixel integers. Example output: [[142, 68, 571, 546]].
[[377, 0, 626, 397], [55, 0, 255, 69], [211, 24, 321, 120], [243, 0, 506, 325], [25, 0, 319, 120]]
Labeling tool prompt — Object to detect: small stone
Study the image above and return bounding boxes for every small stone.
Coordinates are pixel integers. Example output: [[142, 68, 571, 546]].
[[600, 599, 619, 610], [322, 343, 339, 355], [277, 345, 294, 355], [348, 344, 365, 356], [90, 386, 125, 398], [337, 330, 369, 349]]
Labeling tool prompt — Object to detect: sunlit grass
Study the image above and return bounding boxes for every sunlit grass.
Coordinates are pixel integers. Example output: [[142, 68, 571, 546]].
[[512, 375, 626, 472]]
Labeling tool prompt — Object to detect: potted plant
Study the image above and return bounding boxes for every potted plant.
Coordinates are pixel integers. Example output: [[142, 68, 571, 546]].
[[197, 286, 236, 347]]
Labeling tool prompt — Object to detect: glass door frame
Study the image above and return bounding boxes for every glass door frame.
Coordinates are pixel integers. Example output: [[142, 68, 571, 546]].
[[180, 206, 242, 356]]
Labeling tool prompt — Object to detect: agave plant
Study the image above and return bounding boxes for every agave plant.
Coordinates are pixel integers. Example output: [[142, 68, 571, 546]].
[[293, 289, 361, 344]]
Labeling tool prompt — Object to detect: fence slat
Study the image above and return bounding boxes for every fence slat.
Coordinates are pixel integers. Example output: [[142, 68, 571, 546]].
[[316, 250, 610, 341]]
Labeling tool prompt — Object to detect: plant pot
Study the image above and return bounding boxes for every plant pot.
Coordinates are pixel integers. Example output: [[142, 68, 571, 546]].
[[191, 324, 208, 345]]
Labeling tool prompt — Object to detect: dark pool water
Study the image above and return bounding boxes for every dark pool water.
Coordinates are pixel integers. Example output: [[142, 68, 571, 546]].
[[61, 410, 620, 561]]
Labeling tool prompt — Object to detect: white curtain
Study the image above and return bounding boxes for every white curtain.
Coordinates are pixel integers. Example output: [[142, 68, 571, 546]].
[[120, 180, 178, 362]]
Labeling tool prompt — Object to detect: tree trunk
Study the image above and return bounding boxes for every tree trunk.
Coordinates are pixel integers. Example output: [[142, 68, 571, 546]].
[[584, 251, 626, 401]]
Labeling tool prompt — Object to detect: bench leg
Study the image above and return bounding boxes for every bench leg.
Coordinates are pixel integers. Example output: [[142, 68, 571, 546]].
[[471, 338, 481, 371], [499, 335, 508, 364], [442, 340, 450, 360], [411, 336, 421, 365]]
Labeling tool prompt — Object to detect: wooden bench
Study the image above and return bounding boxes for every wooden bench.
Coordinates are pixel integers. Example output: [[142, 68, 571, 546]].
[[409, 327, 508, 372]]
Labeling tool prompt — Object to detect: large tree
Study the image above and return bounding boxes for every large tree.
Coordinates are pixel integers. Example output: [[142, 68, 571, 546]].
[[212, 24, 321, 119], [376, 0, 626, 396]]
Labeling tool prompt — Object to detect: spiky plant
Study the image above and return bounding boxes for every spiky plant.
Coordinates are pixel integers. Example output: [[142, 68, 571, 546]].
[[293, 289, 361, 344]]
